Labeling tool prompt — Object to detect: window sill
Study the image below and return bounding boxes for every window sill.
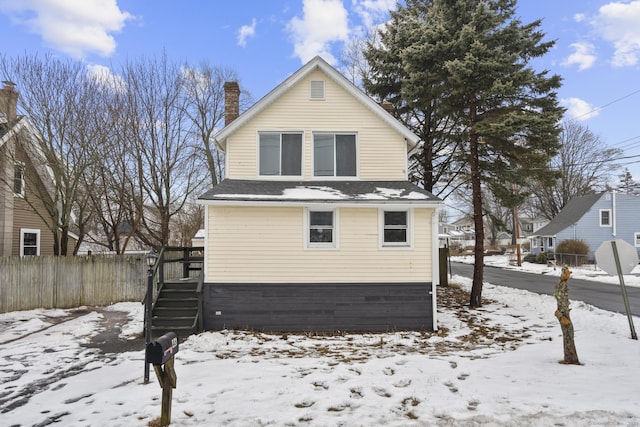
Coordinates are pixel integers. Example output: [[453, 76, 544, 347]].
[[306, 244, 338, 250], [380, 244, 412, 250]]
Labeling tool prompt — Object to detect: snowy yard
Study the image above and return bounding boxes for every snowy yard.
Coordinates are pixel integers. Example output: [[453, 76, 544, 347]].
[[1, 258, 640, 426]]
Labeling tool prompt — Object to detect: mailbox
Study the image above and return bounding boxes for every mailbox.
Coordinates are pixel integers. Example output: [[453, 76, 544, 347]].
[[146, 332, 179, 365]]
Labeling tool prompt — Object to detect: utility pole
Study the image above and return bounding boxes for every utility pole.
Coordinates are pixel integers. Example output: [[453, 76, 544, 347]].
[[511, 183, 521, 266]]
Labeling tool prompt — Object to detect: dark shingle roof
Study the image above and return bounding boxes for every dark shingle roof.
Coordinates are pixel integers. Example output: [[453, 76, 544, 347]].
[[533, 192, 603, 236], [198, 179, 441, 204]]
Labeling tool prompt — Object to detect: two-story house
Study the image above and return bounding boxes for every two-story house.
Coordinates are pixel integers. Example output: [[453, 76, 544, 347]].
[[0, 82, 74, 256], [197, 57, 443, 332]]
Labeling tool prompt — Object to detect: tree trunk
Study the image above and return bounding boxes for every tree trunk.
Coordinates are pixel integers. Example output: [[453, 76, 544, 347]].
[[469, 116, 484, 307], [553, 266, 580, 365]]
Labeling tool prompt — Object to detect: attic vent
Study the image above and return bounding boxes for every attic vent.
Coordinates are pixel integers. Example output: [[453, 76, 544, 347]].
[[310, 80, 325, 99]]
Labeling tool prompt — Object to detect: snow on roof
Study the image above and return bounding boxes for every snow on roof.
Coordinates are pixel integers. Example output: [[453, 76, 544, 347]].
[[198, 180, 441, 205]]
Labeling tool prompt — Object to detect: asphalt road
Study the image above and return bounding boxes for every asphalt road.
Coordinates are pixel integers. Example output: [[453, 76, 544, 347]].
[[450, 261, 640, 317]]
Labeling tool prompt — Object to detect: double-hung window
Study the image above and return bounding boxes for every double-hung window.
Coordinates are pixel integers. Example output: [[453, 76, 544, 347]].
[[600, 209, 611, 227], [14, 162, 25, 196], [307, 210, 336, 248], [381, 210, 410, 247], [313, 133, 356, 177], [259, 132, 302, 176], [634, 232, 640, 248], [20, 228, 40, 256]]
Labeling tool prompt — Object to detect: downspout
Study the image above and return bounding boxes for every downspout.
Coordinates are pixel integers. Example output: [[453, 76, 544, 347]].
[[431, 207, 439, 331], [203, 204, 209, 283], [612, 191, 617, 237]]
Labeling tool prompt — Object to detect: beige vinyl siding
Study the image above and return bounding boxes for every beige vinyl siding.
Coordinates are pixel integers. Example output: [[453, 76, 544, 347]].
[[226, 69, 408, 180], [206, 205, 433, 283], [8, 143, 73, 256]]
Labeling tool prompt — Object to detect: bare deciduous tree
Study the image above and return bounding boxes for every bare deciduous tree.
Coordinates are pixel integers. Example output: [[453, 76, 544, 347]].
[[1, 54, 106, 255], [123, 53, 206, 249], [528, 119, 621, 220], [181, 62, 252, 188], [82, 76, 143, 254]]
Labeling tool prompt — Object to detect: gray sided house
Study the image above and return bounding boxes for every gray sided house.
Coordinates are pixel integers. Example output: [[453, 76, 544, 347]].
[[530, 192, 640, 260], [197, 56, 443, 333], [0, 82, 77, 256]]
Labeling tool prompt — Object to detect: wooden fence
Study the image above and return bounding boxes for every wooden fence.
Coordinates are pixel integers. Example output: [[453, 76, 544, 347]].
[[0, 255, 149, 313]]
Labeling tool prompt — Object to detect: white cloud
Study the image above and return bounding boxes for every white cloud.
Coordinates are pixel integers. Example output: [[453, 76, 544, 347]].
[[591, 0, 640, 67], [0, 0, 132, 59], [353, 0, 395, 28], [287, 0, 349, 64], [563, 42, 597, 71], [561, 97, 599, 121], [237, 18, 256, 47], [87, 64, 126, 92]]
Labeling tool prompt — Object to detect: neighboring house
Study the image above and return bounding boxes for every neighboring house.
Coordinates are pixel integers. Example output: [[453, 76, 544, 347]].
[[520, 216, 549, 236], [197, 56, 443, 332], [0, 82, 75, 256], [439, 220, 475, 249], [530, 192, 640, 260], [191, 228, 204, 248]]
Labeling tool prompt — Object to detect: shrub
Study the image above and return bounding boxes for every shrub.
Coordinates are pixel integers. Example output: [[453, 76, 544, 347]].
[[535, 252, 548, 264], [523, 253, 537, 263], [556, 239, 590, 266], [556, 239, 590, 255]]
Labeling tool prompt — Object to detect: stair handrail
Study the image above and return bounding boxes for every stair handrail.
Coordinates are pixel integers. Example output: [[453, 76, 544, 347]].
[[195, 268, 204, 332], [146, 246, 205, 334]]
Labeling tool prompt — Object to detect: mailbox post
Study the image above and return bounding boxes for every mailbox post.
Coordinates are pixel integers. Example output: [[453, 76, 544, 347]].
[[144, 250, 157, 384], [146, 332, 179, 427]]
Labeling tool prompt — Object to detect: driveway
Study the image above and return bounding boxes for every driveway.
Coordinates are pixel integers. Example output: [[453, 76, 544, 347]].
[[450, 261, 640, 317]]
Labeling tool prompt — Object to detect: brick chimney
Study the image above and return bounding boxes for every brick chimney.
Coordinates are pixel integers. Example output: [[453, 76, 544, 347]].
[[224, 81, 240, 126], [0, 81, 18, 123], [381, 101, 394, 115]]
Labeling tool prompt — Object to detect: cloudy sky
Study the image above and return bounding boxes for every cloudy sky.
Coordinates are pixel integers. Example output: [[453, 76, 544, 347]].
[[1, 0, 639, 178]]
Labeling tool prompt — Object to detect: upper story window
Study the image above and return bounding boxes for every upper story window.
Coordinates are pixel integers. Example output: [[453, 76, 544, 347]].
[[14, 162, 25, 196], [600, 209, 612, 227], [259, 132, 302, 176], [634, 232, 640, 248], [313, 133, 356, 177]]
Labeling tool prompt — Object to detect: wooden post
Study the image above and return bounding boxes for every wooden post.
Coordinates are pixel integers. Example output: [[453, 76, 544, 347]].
[[439, 247, 449, 286], [153, 357, 177, 426], [553, 265, 580, 365]]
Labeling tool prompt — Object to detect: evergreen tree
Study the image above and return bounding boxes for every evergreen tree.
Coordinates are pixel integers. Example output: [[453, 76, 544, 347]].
[[363, 0, 466, 198], [364, 0, 564, 307], [618, 168, 639, 194]]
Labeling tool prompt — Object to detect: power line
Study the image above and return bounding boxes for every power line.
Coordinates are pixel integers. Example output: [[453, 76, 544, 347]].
[[610, 135, 640, 151], [572, 88, 640, 120]]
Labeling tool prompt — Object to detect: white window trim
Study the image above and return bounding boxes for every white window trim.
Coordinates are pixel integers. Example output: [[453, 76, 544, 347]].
[[634, 232, 640, 248], [599, 209, 612, 227], [379, 208, 413, 249], [311, 131, 359, 179], [14, 161, 25, 197], [257, 131, 304, 179], [532, 238, 538, 248], [20, 228, 40, 256], [304, 208, 338, 250]]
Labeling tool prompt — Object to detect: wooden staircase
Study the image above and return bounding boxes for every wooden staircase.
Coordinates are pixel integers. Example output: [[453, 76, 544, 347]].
[[147, 247, 204, 338]]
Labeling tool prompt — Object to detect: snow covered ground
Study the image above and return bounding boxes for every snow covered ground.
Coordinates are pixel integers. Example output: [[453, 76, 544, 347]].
[[1, 257, 639, 426]]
